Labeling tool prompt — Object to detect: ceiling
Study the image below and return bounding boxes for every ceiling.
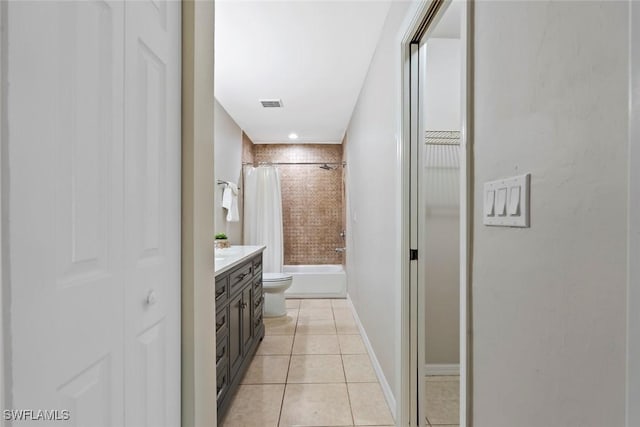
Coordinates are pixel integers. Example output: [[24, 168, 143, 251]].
[[214, 1, 391, 144]]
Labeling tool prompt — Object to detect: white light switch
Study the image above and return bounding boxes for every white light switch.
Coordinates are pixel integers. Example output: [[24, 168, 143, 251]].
[[485, 190, 495, 216], [508, 186, 520, 216], [496, 188, 507, 216], [483, 173, 530, 227]]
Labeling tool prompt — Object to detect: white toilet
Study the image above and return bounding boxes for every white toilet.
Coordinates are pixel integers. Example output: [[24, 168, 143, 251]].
[[262, 272, 293, 317]]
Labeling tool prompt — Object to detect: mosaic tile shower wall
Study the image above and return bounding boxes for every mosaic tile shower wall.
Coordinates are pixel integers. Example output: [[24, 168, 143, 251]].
[[253, 144, 344, 265], [242, 132, 255, 163]]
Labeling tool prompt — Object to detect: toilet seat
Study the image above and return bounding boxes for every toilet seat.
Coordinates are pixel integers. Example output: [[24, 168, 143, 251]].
[[263, 272, 293, 283]]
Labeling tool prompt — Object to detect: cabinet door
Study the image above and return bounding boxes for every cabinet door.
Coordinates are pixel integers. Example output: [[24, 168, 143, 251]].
[[241, 286, 254, 355], [229, 293, 243, 376]]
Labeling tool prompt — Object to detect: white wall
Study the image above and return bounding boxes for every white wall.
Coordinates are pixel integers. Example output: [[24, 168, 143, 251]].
[[422, 37, 461, 365], [424, 38, 461, 131], [473, 2, 628, 426], [344, 0, 411, 410], [214, 99, 243, 243], [628, 2, 640, 425]]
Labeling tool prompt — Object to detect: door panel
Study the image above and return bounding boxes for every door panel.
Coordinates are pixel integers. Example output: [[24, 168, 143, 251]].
[[123, 1, 181, 426], [58, 356, 112, 427], [134, 321, 167, 427], [8, 1, 125, 423], [136, 40, 166, 256], [56, 0, 115, 287]]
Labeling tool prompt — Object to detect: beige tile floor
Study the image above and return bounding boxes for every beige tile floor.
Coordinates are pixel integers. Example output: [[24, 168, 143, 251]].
[[220, 298, 395, 427], [424, 375, 460, 427]]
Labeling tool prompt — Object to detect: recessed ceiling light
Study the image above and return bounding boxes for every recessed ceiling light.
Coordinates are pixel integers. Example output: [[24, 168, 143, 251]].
[[288, 133, 298, 140]]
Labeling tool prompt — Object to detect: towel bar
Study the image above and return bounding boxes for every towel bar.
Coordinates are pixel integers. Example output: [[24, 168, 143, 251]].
[[217, 180, 240, 190]]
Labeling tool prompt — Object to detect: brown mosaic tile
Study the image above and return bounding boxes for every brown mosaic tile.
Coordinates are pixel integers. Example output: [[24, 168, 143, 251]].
[[341, 135, 347, 268], [254, 144, 342, 164], [254, 144, 345, 265], [242, 132, 255, 163]]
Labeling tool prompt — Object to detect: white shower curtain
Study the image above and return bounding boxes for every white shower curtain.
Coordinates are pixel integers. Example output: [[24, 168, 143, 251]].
[[243, 166, 284, 273]]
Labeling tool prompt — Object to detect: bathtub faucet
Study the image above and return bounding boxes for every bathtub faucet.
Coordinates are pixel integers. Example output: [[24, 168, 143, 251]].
[[335, 247, 346, 253]]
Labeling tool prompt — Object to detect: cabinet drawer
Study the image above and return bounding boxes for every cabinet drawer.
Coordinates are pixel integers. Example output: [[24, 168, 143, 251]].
[[229, 262, 253, 295], [254, 303, 263, 321], [253, 310, 263, 330], [252, 276, 262, 293], [253, 292, 264, 313], [252, 255, 263, 277], [215, 306, 229, 341], [215, 275, 229, 306], [216, 335, 228, 370], [216, 361, 229, 403]]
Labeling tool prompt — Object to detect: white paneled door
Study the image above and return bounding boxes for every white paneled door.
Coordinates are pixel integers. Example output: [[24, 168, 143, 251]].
[[5, 1, 181, 426]]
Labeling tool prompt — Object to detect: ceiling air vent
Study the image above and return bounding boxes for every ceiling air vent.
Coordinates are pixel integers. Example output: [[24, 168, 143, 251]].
[[260, 99, 283, 108]]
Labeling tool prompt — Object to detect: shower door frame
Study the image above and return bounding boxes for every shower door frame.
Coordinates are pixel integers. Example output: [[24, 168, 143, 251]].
[[399, 1, 474, 426]]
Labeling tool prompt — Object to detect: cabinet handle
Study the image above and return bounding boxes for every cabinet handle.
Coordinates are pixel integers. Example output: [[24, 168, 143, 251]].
[[235, 272, 249, 283], [240, 302, 248, 309], [255, 296, 263, 307], [215, 288, 225, 298], [216, 346, 226, 363], [216, 317, 225, 332]]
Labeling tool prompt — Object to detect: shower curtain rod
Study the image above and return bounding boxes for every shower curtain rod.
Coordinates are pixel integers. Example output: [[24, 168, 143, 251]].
[[242, 161, 346, 166]]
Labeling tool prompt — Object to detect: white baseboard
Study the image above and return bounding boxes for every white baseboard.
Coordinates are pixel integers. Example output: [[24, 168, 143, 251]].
[[285, 292, 346, 299], [424, 363, 460, 376], [347, 295, 397, 421]]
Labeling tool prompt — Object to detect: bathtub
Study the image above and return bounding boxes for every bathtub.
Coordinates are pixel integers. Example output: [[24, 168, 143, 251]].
[[283, 264, 347, 298]]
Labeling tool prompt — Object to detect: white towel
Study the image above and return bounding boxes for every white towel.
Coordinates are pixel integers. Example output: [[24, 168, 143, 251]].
[[222, 182, 240, 222]]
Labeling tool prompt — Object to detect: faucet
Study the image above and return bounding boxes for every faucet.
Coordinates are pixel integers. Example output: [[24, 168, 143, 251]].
[[335, 247, 346, 253]]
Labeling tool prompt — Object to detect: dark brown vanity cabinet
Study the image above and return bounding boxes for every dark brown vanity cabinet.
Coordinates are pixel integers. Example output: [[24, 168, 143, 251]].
[[215, 253, 264, 422]]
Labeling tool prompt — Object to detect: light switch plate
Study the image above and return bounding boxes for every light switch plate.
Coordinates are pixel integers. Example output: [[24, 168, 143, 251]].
[[483, 173, 530, 227]]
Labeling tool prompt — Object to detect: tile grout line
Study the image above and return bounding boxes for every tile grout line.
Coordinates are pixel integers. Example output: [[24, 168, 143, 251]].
[[226, 300, 396, 426], [334, 304, 357, 427], [257, 301, 385, 426], [275, 303, 299, 427]]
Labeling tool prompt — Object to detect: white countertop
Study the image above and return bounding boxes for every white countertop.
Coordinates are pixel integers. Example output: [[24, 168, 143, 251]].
[[215, 245, 266, 277]]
